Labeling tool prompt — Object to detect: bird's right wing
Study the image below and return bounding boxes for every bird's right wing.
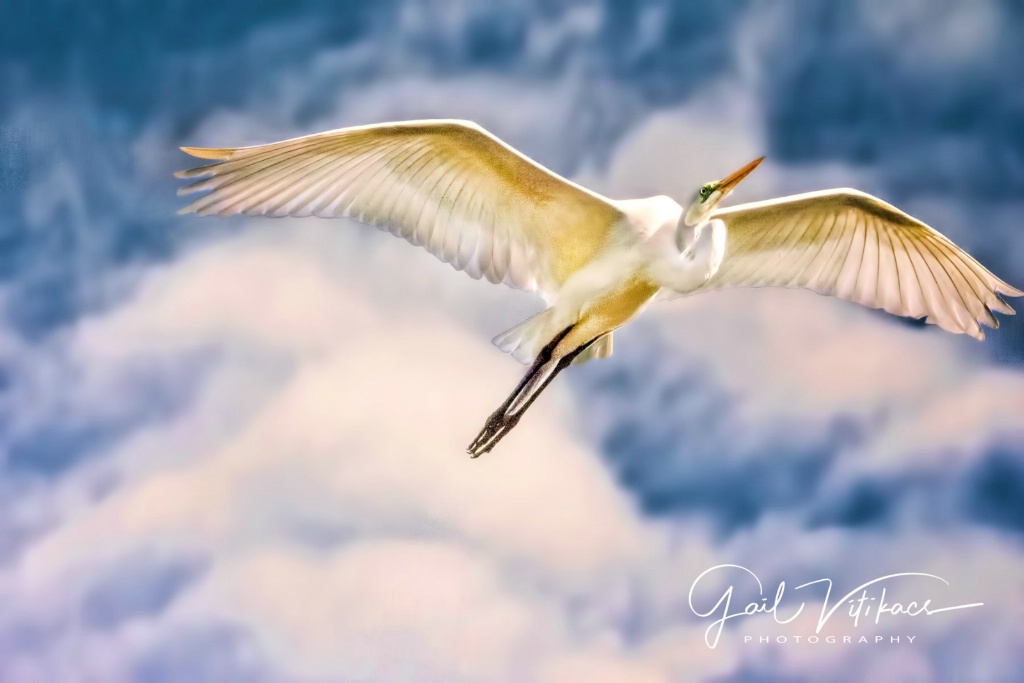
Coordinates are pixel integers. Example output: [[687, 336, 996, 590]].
[[701, 188, 1022, 339], [176, 119, 626, 295]]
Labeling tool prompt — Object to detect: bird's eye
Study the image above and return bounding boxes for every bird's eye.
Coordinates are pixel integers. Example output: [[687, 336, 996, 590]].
[[699, 186, 711, 200]]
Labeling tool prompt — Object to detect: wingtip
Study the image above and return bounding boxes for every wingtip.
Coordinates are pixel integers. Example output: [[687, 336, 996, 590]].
[[999, 284, 1024, 299], [180, 145, 235, 160], [994, 292, 1018, 316]]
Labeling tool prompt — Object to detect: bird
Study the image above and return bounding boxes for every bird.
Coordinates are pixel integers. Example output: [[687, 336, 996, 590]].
[[175, 119, 1023, 457]]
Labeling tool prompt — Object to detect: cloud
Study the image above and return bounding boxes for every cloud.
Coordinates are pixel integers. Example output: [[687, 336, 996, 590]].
[[740, 0, 1024, 202], [3, 80, 1015, 683], [3, 1, 1024, 681], [1, 226, 696, 682]]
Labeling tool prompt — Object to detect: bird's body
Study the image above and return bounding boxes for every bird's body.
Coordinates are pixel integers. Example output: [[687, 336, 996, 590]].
[[176, 119, 1022, 456], [505, 195, 688, 359]]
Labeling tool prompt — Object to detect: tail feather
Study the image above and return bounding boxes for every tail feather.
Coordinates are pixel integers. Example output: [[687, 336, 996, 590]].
[[572, 332, 612, 365], [494, 311, 613, 366], [491, 310, 555, 364]]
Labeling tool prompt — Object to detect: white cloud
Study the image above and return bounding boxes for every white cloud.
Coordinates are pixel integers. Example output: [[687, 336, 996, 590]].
[[5, 14, 1024, 680], [2, 225, 683, 681], [189, 541, 546, 681]]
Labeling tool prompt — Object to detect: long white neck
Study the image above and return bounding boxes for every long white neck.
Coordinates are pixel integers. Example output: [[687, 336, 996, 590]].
[[676, 216, 709, 254]]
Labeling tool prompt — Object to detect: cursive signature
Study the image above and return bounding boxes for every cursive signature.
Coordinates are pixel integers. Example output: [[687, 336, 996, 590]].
[[688, 564, 984, 649]]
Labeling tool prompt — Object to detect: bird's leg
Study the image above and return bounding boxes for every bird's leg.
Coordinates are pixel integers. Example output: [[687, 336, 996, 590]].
[[468, 329, 564, 457], [468, 327, 592, 458], [467, 351, 585, 458]]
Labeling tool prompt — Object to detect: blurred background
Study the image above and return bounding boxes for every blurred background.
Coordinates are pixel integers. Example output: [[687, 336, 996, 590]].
[[2, 1, 1024, 681]]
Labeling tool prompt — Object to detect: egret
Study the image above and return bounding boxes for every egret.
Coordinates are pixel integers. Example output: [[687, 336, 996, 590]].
[[176, 119, 1022, 457]]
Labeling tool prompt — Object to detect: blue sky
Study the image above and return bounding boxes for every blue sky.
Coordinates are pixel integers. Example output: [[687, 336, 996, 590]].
[[2, 1, 1023, 681]]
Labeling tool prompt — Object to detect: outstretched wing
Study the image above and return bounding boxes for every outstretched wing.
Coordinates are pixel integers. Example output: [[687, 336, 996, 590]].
[[176, 119, 625, 295], [698, 188, 1022, 339]]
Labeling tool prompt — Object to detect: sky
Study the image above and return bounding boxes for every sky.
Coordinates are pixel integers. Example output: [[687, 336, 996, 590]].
[[1, 1, 1024, 681]]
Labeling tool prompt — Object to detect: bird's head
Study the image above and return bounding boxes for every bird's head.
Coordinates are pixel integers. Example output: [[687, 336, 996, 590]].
[[683, 156, 765, 227]]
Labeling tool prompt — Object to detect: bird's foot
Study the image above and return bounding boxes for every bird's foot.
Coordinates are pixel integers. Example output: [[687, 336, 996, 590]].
[[467, 409, 520, 458], [467, 411, 502, 458]]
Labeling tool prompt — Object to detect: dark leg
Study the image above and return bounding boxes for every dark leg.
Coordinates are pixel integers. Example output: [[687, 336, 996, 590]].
[[467, 329, 595, 458]]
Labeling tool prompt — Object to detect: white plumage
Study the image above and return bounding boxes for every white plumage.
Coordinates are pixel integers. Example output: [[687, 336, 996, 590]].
[[176, 119, 1022, 455], [178, 119, 625, 296], [703, 189, 1020, 340]]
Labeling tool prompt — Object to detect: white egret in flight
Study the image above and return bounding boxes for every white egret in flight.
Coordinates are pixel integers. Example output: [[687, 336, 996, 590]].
[[176, 120, 1022, 457]]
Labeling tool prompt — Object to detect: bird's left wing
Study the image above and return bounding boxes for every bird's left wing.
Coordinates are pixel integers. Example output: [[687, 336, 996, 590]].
[[175, 119, 625, 296], [696, 188, 1022, 339]]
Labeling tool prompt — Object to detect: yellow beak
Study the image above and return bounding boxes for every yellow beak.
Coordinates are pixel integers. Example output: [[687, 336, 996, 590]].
[[718, 156, 765, 194]]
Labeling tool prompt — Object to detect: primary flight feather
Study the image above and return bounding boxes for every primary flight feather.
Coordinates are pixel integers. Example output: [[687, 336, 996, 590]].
[[177, 120, 624, 294], [176, 119, 1023, 456]]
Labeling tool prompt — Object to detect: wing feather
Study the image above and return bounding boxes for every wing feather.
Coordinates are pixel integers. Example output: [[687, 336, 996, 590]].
[[888, 224, 926, 319], [806, 209, 847, 292], [176, 119, 626, 295], [704, 189, 1022, 339]]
